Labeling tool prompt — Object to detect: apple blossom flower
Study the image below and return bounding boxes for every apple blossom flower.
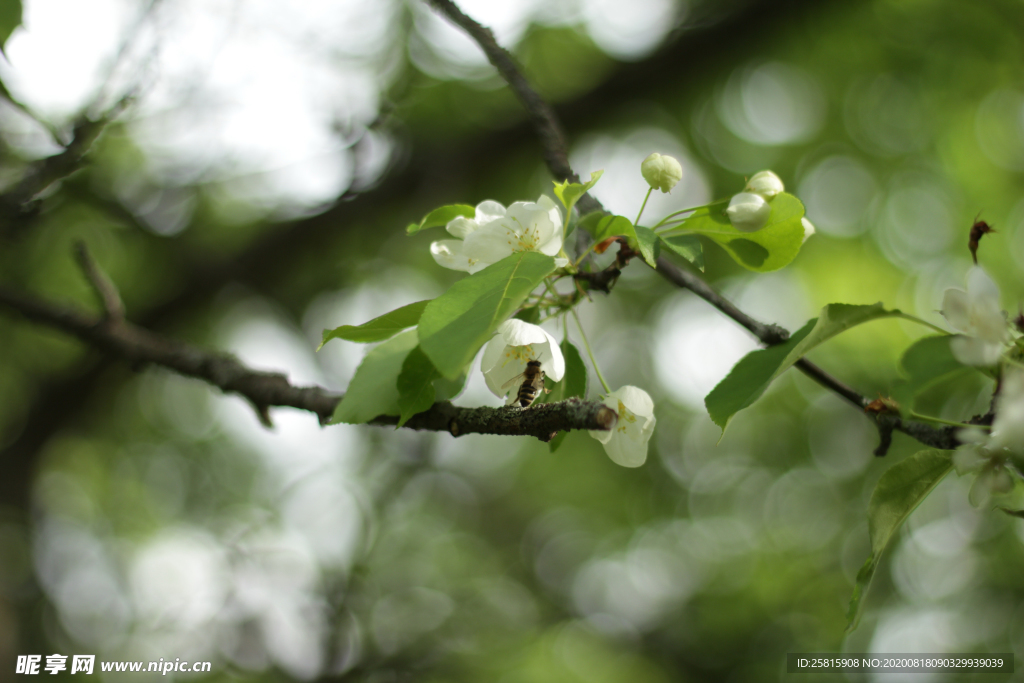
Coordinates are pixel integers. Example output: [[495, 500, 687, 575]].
[[801, 217, 815, 243], [431, 196, 568, 274], [641, 153, 683, 193], [725, 192, 771, 232], [941, 267, 1008, 366], [589, 386, 656, 467], [952, 369, 1024, 507], [481, 319, 565, 404], [744, 170, 785, 200]]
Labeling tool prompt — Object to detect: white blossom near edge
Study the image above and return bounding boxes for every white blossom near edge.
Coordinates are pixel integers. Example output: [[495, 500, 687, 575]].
[[589, 386, 656, 468], [481, 319, 565, 403], [725, 192, 771, 233], [941, 267, 1008, 366], [952, 369, 1024, 507], [430, 196, 568, 274], [641, 153, 683, 193], [801, 217, 815, 243]]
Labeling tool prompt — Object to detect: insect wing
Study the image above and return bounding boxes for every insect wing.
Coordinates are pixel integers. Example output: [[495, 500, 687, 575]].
[[500, 371, 528, 392]]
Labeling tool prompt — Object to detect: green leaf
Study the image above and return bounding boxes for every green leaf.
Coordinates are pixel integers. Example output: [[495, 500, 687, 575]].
[[706, 303, 903, 431], [320, 300, 430, 348], [587, 214, 635, 244], [548, 431, 569, 453], [396, 346, 440, 427], [891, 335, 968, 416], [633, 225, 660, 268], [418, 251, 556, 379], [434, 372, 467, 402], [542, 340, 587, 404], [674, 193, 805, 272], [0, 0, 21, 53], [659, 234, 704, 271], [846, 449, 953, 633], [330, 330, 418, 425], [406, 204, 475, 235], [514, 306, 541, 325], [553, 170, 603, 214]]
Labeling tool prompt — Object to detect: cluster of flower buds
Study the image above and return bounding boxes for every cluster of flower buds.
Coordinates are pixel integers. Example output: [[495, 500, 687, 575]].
[[725, 170, 784, 233]]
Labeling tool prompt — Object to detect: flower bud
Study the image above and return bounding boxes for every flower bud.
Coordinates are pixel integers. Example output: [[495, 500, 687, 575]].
[[744, 170, 784, 199], [801, 217, 815, 243], [725, 192, 770, 232], [641, 153, 683, 193]]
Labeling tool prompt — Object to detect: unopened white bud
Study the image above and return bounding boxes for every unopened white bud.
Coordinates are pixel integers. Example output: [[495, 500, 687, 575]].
[[744, 170, 785, 199], [801, 217, 815, 243], [726, 192, 770, 232], [641, 153, 683, 193]]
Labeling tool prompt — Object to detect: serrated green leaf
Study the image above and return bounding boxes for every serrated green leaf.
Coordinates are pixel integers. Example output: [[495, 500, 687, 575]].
[[673, 193, 805, 272], [406, 204, 475, 235], [891, 335, 968, 417], [633, 225, 660, 268], [418, 251, 556, 379], [659, 234, 704, 271], [0, 0, 21, 53], [396, 346, 440, 427], [320, 300, 430, 348], [846, 449, 953, 633], [706, 303, 904, 431], [330, 330, 418, 425], [553, 170, 603, 214]]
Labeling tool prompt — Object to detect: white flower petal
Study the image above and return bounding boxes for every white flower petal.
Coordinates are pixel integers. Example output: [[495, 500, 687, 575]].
[[941, 288, 971, 332], [446, 216, 478, 239], [462, 222, 517, 266], [498, 319, 549, 346], [589, 386, 655, 468], [430, 240, 475, 272], [967, 267, 1001, 308], [950, 336, 1003, 366], [475, 200, 506, 222], [953, 444, 987, 475], [801, 217, 815, 243], [554, 257, 569, 269], [991, 370, 1024, 453]]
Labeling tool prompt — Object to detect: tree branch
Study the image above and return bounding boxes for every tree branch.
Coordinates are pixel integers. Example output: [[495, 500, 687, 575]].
[[431, 0, 962, 455], [0, 285, 615, 438]]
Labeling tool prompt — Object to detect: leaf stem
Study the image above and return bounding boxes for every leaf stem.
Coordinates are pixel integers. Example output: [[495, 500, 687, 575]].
[[652, 198, 728, 230], [908, 411, 990, 429], [571, 308, 611, 394], [634, 187, 652, 227]]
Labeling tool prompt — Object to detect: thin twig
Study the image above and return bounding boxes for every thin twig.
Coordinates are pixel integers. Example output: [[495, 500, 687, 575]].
[[430, 0, 961, 454], [0, 286, 616, 439], [73, 241, 125, 322]]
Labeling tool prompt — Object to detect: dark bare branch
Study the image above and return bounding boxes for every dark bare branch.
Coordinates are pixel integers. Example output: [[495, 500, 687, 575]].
[[73, 241, 126, 322], [0, 286, 615, 438]]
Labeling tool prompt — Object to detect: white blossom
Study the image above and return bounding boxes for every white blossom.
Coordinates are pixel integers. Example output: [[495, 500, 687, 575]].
[[589, 386, 656, 468], [941, 267, 1008, 366], [725, 192, 771, 232], [952, 369, 1024, 507], [481, 319, 565, 404], [641, 153, 683, 193], [431, 196, 568, 274], [744, 170, 785, 199]]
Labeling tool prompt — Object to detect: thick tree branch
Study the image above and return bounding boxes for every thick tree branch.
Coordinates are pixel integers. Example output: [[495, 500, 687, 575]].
[[0, 286, 615, 438], [433, 0, 961, 455]]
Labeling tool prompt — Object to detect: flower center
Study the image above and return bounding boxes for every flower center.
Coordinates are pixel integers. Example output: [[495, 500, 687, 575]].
[[502, 344, 536, 366], [616, 400, 638, 433]]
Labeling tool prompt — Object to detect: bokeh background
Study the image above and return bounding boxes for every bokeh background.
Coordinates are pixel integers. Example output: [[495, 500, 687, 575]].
[[2, 0, 1024, 680]]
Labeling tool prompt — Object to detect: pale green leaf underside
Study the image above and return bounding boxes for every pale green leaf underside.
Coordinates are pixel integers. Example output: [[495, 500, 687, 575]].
[[846, 449, 952, 632], [705, 303, 904, 431], [676, 192, 805, 272], [406, 204, 475, 235], [330, 330, 418, 425], [320, 300, 430, 348], [418, 251, 556, 379]]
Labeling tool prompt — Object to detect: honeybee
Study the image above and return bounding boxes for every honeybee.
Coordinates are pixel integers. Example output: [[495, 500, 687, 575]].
[[501, 360, 547, 408]]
